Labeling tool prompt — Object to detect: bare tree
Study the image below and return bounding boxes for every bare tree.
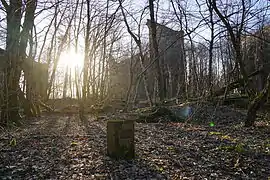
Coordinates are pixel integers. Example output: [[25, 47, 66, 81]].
[[80, 0, 91, 118], [47, 0, 79, 99], [118, 0, 153, 106], [210, 0, 251, 93], [148, 0, 165, 102], [206, 0, 215, 95], [0, 0, 37, 125], [210, 0, 270, 126]]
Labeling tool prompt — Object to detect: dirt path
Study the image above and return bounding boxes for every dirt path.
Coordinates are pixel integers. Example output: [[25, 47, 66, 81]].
[[0, 113, 270, 179]]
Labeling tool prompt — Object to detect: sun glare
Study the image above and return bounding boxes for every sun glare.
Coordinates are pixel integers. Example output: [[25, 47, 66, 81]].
[[59, 50, 84, 69]]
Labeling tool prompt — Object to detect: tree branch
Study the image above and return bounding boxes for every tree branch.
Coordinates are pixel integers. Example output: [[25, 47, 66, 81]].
[[0, 0, 8, 10], [211, 0, 236, 43]]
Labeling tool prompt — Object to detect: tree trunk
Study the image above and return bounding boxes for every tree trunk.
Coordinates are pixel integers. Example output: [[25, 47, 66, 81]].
[[245, 73, 270, 127], [207, 0, 214, 95], [47, 1, 79, 99], [1, 0, 23, 126], [80, 0, 91, 118], [118, 0, 153, 106], [63, 66, 69, 98], [148, 0, 165, 102]]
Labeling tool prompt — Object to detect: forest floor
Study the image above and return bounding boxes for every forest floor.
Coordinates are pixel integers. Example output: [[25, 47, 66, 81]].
[[0, 104, 270, 179]]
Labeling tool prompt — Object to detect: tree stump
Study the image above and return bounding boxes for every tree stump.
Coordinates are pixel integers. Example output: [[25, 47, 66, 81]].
[[107, 120, 135, 159]]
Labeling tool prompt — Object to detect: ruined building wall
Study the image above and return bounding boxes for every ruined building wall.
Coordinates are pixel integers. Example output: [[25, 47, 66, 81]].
[[108, 22, 186, 101], [147, 20, 185, 99], [108, 58, 131, 100], [0, 48, 48, 103], [243, 26, 270, 91]]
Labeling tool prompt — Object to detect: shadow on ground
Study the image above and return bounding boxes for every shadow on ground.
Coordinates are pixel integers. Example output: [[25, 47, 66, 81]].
[[78, 115, 167, 179], [0, 113, 269, 179]]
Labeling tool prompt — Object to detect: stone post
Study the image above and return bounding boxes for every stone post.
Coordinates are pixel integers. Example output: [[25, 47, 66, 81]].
[[107, 120, 135, 159]]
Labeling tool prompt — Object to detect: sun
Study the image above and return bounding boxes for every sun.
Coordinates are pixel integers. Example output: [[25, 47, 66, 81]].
[[58, 50, 84, 69]]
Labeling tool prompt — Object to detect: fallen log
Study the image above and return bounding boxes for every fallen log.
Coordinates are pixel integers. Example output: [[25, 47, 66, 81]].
[[38, 100, 53, 112], [212, 67, 264, 97], [18, 88, 40, 117], [135, 106, 184, 123], [211, 94, 249, 108]]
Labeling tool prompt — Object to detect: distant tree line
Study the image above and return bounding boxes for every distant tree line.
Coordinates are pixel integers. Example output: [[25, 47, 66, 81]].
[[0, 0, 269, 127]]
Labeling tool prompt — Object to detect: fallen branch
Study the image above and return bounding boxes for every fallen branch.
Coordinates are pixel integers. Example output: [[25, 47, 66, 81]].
[[212, 67, 265, 97], [38, 100, 53, 112]]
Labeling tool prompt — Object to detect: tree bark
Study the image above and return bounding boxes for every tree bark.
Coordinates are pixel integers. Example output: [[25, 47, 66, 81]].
[[207, 0, 214, 95], [1, 0, 23, 125], [148, 0, 165, 102], [245, 73, 270, 127], [80, 0, 91, 118], [63, 66, 69, 99]]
